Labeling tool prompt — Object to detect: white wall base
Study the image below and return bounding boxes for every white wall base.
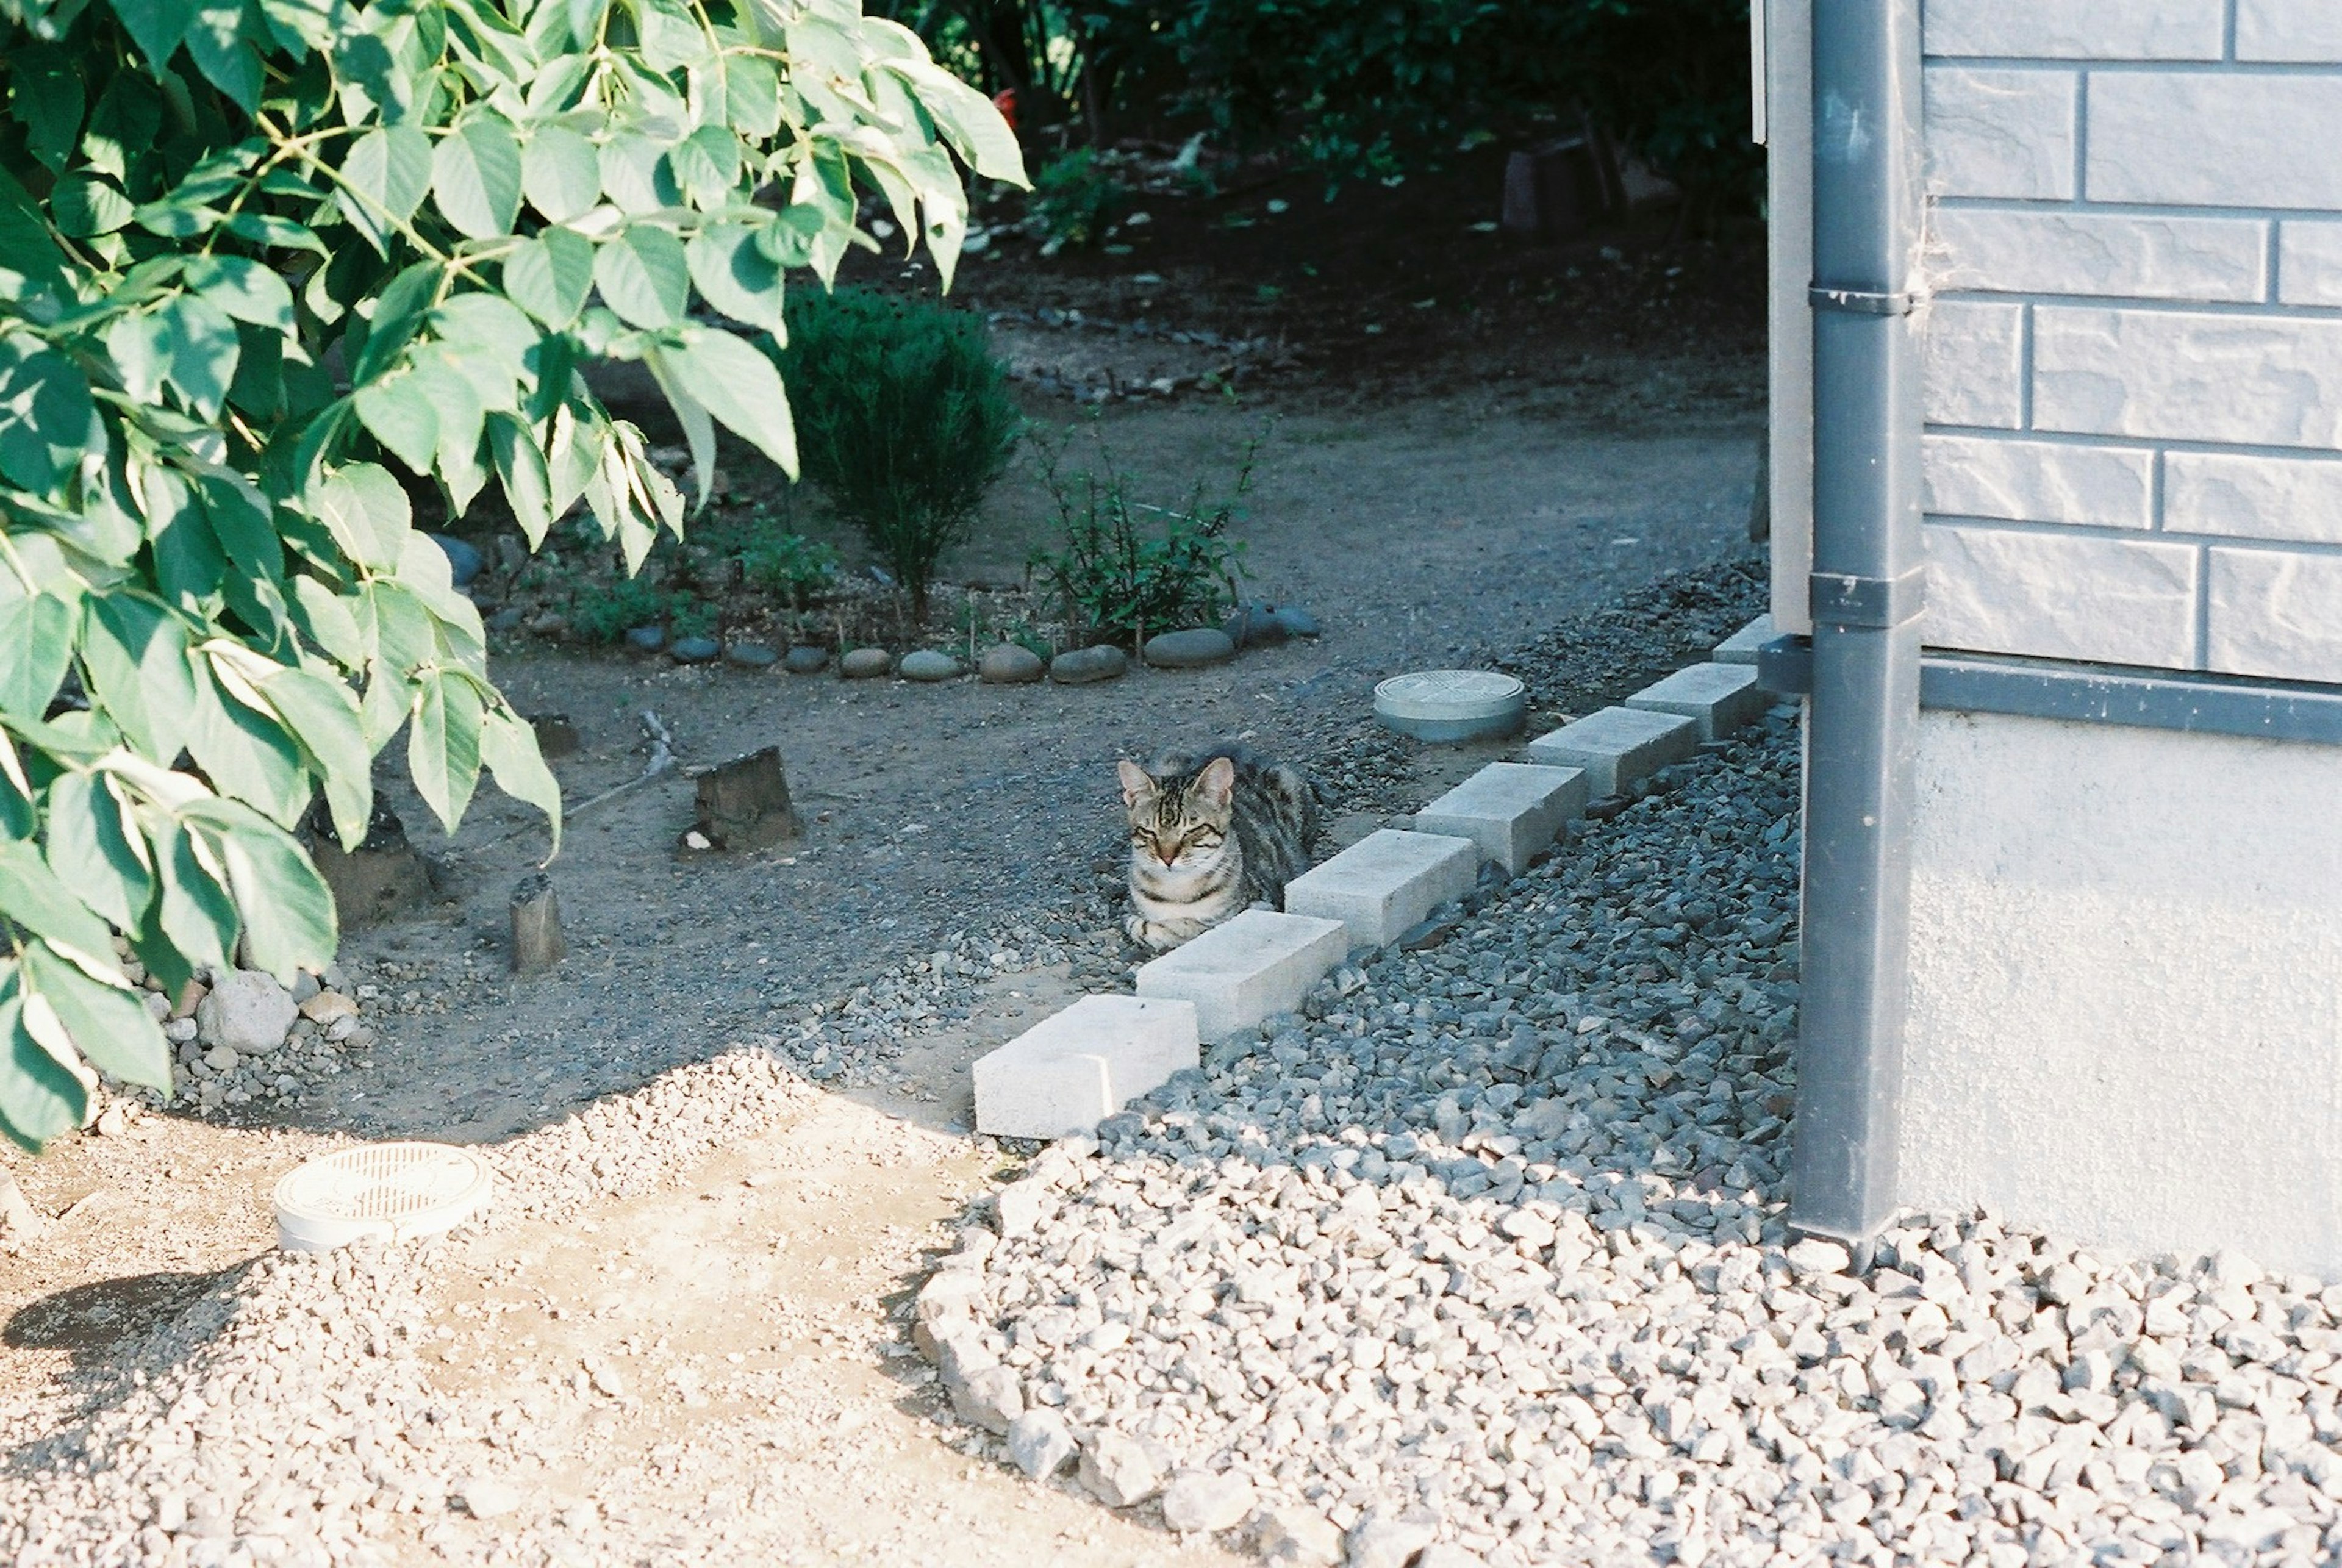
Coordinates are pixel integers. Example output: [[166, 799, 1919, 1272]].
[[1899, 709, 2342, 1276]]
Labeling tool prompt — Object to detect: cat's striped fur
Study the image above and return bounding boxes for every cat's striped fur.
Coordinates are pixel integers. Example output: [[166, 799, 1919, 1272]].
[[1118, 746, 1321, 951]]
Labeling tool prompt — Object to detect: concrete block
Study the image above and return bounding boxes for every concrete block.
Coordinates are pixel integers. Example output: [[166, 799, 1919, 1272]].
[[1924, 0, 2224, 59], [2279, 222, 2342, 308], [1411, 764, 1588, 875], [2239, 0, 2342, 61], [2033, 306, 2342, 450], [973, 995, 1200, 1140], [1524, 707, 1699, 798], [1284, 829, 1480, 948], [1623, 662, 1767, 742], [2207, 546, 2342, 684], [1929, 209, 2266, 304], [1713, 614, 1775, 665], [1923, 301, 2025, 431], [2166, 450, 2342, 545], [1923, 435, 2154, 529], [1925, 67, 2079, 200], [1924, 522, 2201, 668], [1134, 909, 1347, 1040], [2089, 73, 2342, 210]]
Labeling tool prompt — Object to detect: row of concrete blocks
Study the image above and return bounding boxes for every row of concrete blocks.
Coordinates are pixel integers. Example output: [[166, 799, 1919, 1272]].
[[972, 621, 1775, 1139]]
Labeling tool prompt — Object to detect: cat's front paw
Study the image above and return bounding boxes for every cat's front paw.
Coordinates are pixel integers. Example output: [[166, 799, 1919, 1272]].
[[1123, 913, 1187, 952]]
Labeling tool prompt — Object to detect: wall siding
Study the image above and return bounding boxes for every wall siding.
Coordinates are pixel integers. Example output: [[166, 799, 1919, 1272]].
[[1922, 2, 2342, 684]]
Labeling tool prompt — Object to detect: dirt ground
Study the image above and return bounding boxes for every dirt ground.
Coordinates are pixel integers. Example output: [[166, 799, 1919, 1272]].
[[0, 182, 1768, 1564]]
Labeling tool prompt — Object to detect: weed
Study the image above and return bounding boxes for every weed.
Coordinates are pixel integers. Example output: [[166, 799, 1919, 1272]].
[[1028, 419, 1263, 653]]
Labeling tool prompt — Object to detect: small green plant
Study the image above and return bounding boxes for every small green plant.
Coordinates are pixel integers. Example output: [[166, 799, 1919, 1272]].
[[772, 288, 1021, 622], [1029, 421, 1261, 653], [567, 580, 687, 645], [740, 533, 842, 609], [1028, 148, 1130, 249]]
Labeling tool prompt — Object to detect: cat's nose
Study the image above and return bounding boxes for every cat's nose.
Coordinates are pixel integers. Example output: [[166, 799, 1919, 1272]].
[[1158, 846, 1177, 864]]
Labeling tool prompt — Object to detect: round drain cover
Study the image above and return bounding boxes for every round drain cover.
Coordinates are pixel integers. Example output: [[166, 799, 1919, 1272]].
[[273, 1142, 493, 1253], [1373, 670, 1527, 742]]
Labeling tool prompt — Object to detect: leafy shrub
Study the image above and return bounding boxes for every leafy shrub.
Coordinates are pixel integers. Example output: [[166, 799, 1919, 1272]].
[[0, 0, 1019, 1151], [1028, 148, 1129, 249], [1028, 423, 1258, 652], [773, 289, 1021, 622], [567, 581, 687, 645], [740, 533, 842, 609]]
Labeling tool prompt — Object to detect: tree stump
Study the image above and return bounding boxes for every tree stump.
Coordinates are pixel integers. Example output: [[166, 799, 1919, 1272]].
[[509, 873, 566, 975], [691, 746, 801, 851]]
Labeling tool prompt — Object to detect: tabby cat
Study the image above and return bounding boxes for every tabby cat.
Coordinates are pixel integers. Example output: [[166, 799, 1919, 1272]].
[[1118, 747, 1321, 951]]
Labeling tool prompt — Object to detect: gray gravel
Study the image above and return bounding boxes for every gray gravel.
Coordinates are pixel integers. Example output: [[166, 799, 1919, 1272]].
[[917, 714, 2342, 1567]]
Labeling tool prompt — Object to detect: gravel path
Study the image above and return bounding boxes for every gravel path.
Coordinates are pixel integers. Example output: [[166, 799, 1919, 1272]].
[[916, 717, 2342, 1567]]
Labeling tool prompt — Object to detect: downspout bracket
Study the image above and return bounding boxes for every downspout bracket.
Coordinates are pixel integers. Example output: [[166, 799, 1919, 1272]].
[[1808, 284, 1919, 316], [1810, 567, 1926, 629]]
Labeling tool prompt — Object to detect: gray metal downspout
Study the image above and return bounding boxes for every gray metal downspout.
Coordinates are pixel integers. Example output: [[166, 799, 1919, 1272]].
[[1791, 0, 1926, 1244]]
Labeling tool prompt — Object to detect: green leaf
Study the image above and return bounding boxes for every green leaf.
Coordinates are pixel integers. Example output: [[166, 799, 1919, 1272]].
[[316, 462, 409, 573], [354, 374, 440, 473], [210, 811, 334, 979], [290, 576, 364, 668], [351, 259, 442, 382], [184, 254, 296, 334], [262, 664, 370, 847], [199, 473, 281, 582], [479, 706, 562, 854], [406, 671, 482, 832], [0, 989, 87, 1154], [8, 43, 84, 173], [138, 466, 229, 610], [432, 114, 525, 240], [23, 943, 169, 1092], [668, 123, 740, 208], [522, 123, 601, 223], [0, 587, 74, 723], [664, 327, 797, 476], [597, 131, 679, 214], [223, 212, 328, 255], [186, 2, 265, 113], [51, 175, 135, 237], [431, 292, 539, 368], [44, 773, 152, 936], [0, 337, 95, 496], [339, 124, 433, 255], [593, 224, 689, 329], [117, 293, 242, 420], [188, 666, 309, 826], [503, 227, 595, 329], [873, 38, 1028, 187], [82, 596, 196, 761], [686, 222, 784, 333], [643, 342, 716, 509], [0, 839, 120, 973], [487, 410, 553, 545], [109, 0, 193, 70], [155, 819, 237, 974]]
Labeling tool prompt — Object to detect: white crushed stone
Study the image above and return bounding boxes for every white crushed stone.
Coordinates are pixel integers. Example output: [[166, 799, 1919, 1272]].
[[917, 716, 2342, 1567]]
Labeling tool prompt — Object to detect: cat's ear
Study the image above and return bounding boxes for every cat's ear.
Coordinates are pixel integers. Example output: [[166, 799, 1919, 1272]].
[[1196, 755, 1237, 805], [1117, 759, 1153, 806]]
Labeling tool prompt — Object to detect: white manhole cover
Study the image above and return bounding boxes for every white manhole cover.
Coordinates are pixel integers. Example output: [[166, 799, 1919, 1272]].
[[1373, 670, 1527, 742], [273, 1142, 493, 1253]]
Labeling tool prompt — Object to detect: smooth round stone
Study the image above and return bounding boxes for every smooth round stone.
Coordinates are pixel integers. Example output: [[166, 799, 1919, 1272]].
[[725, 643, 779, 668], [1144, 627, 1237, 668], [784, 646, 831, 675], [670, 635, 720, 664], [900, 650, 964, 682], [624, 625, 665, 653], [1050, 645, 1129, 685], [428, 532, 483, 586], [978, 643, 1045, 684], [841, 648, 893, 679], [1373, 669, 1526, 742]]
